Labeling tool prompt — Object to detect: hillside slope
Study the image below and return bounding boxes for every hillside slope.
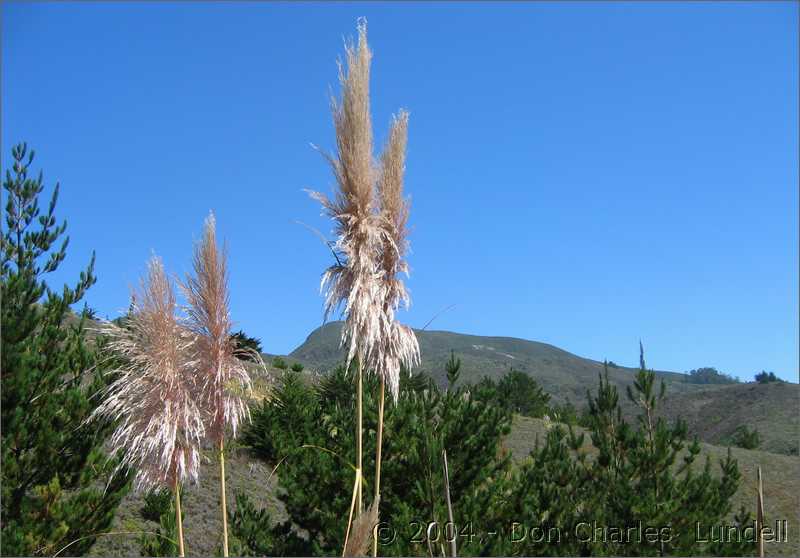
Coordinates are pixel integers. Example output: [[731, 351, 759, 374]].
[[290, 322, 723, 404], [290, 322, 798, 456], [657, 382, 799, 456]]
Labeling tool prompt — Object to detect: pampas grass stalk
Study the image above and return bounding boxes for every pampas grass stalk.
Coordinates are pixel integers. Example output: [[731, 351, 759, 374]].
[[180, 212, 255, 557], [220, 438, 228, 555], [308, 19, 384, 548], [442, 450, 456, 558], [309, 21, 420, 554], [175, 480, 185, 557], [370, 108, 420, 557], [90, 256, 204, 557]]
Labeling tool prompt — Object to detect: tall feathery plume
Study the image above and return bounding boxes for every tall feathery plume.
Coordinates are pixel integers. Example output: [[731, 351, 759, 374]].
[[307, 20, 384, 550], [370, 111, 421, 557], [180, 212, 255, 558], [91, 256, 203, 557]]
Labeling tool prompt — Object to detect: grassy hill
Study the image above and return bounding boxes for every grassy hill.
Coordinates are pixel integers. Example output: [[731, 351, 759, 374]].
[[290, 322, 798, 456], [657, 381, 799, 456], [290, 322, 713, 402]]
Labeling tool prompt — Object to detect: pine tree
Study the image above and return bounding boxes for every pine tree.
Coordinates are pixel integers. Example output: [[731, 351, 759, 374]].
[[240, 359, 511, 556], [237, 346, 753, 557], [492, 353, 754, 556], [225, 490, 278, 556], [230, 330, 263, 359], [1, 143, 130, 556]]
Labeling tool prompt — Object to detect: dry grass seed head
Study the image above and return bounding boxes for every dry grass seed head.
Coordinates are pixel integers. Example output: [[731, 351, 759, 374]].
[[308, 20, 384, 370], [371, 110, 420, 399], [91, 256, 205, 492], [343, 502, 379, 557], [180, 212, 253, 443]]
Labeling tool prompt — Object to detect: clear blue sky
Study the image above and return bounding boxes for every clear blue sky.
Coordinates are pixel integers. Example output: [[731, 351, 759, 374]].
[[3, 2, 797, 382]]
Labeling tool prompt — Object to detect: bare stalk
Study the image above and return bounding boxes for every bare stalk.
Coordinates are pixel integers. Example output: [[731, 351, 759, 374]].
[[343, 470, 361, 556], [220, 438, 229, 557], [175, 480, 185, 557], [357, 361, 364, 515], [442, 450, 457, 558], [757, 466, 765, 558], [372, 377, 386, 557]]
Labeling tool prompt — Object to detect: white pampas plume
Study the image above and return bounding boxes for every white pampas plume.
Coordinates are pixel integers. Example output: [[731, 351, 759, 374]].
[[372, 110, 420, 401], [307, 19, 384, 370], [180, 212, 254, 443], [91, 256, 204, 493], [179, 212, 256, 557]]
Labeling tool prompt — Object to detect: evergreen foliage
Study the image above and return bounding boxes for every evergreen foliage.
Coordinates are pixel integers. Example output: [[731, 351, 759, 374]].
[[1, 143, 130, 556], [476, 352, 754, 556], [754, 371, 781, 384], [140, 488, 172, 523], [231, 330, 263, 359], [139, 487, 180, 557], [242, 360, 511, 555], [226, 490, 278, 556], [685, 367, 739, 385], [472, 368, 551, 418], [272, 356, 289, 370], [731, 425, 760, 450], [549, 398, 589, 427], [239, 348, 754, 557]]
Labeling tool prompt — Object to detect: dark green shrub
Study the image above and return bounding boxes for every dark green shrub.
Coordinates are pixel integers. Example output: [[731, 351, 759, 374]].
[[139, 489, 180, 557], [755, 371, 781, 384], [470, 369, 550, 418], [140, 489, 172, 523], [226, 490, 278, 556], [686, 367, 739, 384], [231, 330, 263, 360], [272, 356, 289, 370], [242, 359, 511, 556], [731, 425, 760, 450]]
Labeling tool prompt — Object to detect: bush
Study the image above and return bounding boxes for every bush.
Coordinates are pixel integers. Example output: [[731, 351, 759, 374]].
[[488, 352, 754, 556], [686, 367, 739, 384], [140, 489, 172, 523], [138, 488, 180, 557], [755, 371, 781, 384], [549, 399, 580, 426], [471, 369, 551, 418], [226, 490, 277, 556], [231, 330, 263, 360], [731, 425, 760, 450], [272, 356, 289, 370]]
